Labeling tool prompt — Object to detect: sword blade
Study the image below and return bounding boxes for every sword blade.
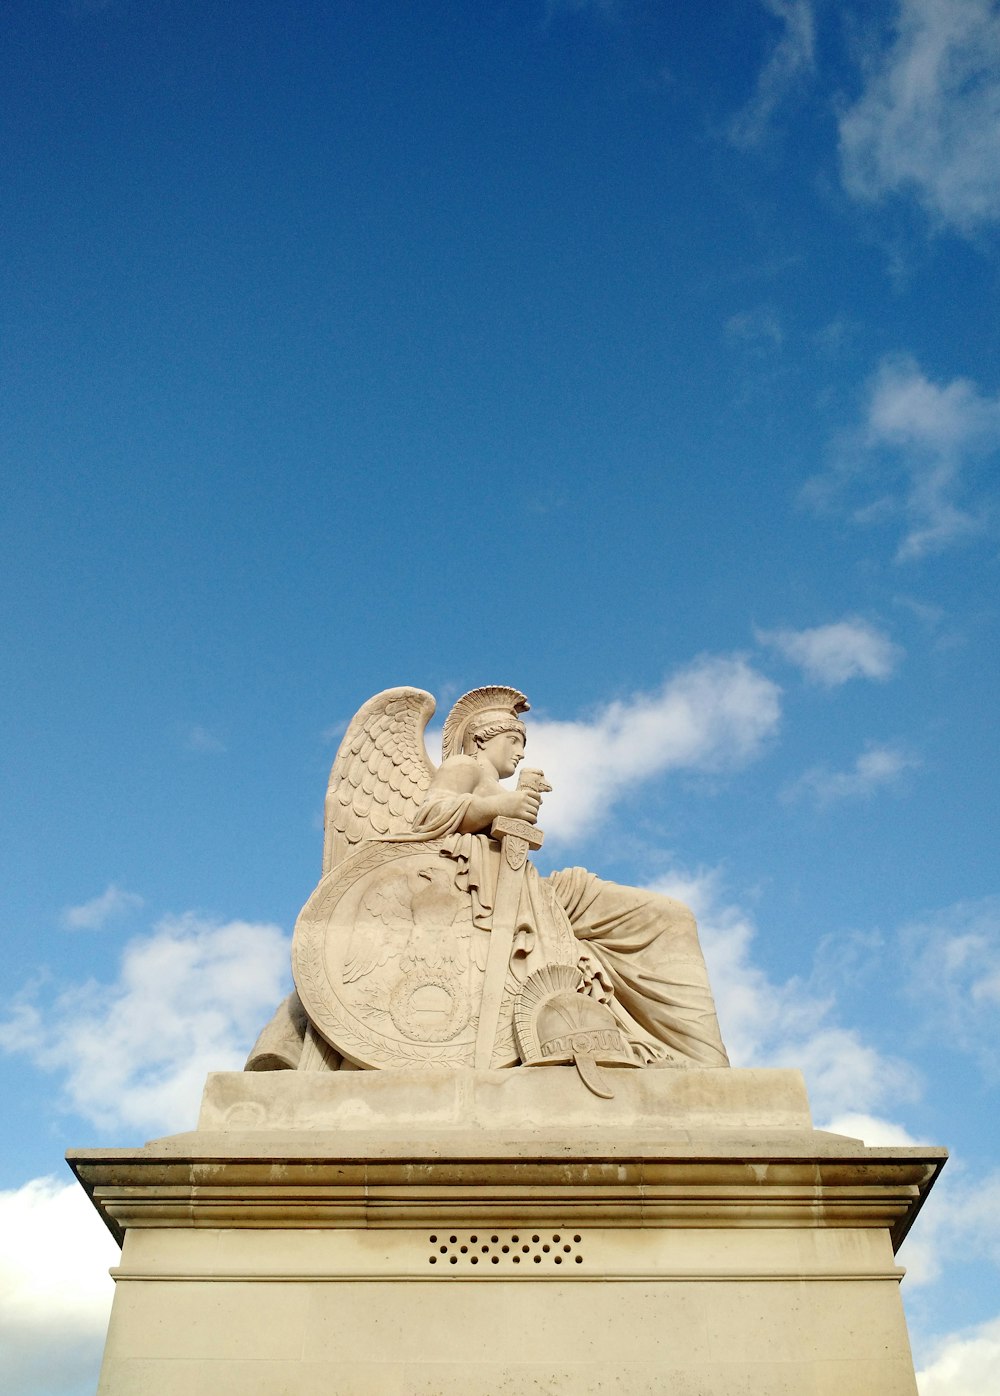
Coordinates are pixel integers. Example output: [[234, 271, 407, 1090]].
[[473, 815, 543, 1070]]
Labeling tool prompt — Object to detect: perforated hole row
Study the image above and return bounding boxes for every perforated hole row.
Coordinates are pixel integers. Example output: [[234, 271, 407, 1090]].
[[427, 1231, 584, 1267]]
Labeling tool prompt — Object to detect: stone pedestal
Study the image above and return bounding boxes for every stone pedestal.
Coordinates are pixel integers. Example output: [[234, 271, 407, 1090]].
[[69, 1068, 944, 1395]]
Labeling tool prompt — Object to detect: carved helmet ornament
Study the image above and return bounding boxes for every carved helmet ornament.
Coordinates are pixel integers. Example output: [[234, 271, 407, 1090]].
[[513, 965, 637, 1099]]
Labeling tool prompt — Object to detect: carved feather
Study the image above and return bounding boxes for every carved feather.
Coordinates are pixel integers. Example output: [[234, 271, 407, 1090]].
[[322, 688, 437, 874]]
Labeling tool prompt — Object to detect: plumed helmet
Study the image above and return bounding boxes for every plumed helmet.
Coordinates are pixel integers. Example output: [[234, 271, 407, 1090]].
[[441, 686, 530, 760], [512, 964, 635, 1097], [533, 993, 633, 1068]]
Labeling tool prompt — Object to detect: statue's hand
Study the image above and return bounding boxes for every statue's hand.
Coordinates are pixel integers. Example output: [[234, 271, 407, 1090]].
[[501, 787, 543, 824], [577, 947, 614, 1004]]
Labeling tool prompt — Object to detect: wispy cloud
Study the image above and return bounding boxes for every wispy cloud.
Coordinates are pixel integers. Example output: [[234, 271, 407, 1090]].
[[729, 0, 816, 148], [822, 1112, 923, 1146], [783, 742, 920, 805], [839, 0, 1000, 235], [866, 355, 996, 559], [61, 883, 144, 931], [724, 306, 784, 352], [650, 865, 918, 1121], [527, 655, 782, 841], [916, 1313, 1000, 1395], [893, 1152, 1000, 1309], [902, 895, 1000, 1078], [0, 1177, 116, 1396], [183, 723, 226, 754], [805, 354, 997, 561], [0, 914, 290, 1134], [757, 616, 903, 685]]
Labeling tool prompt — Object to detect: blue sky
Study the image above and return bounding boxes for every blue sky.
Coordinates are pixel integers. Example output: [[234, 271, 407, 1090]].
[[2, 1, 999, 1391]]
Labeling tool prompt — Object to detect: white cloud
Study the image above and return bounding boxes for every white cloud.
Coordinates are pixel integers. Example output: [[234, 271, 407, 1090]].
[[917, 1316, 1000, 1396], [526, 655, 782, 841], [784, 742, 920, 805], [0, 1176, 116, 1396], [805, 354, 998, 560], [839, 0, 1000, 234], [899, 1162, 1000, 1290], [902, 895, 1000, 1076], [868, 355, 998, 559], [757, 616, 903, 685], [0, 914, 290, 1135], [821, 1112, 923, 1146], [730, 0, 816, 148], [61, 883, 144, 931], [649, 866, 918, 1120]]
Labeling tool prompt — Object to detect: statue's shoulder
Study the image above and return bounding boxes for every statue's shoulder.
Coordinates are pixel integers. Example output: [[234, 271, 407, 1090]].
[[432, 753, 482, 791]]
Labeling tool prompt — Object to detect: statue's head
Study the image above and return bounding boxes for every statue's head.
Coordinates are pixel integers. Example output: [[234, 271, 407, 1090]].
[[441, 686, 530, 765], [471, 722, 525, 779]]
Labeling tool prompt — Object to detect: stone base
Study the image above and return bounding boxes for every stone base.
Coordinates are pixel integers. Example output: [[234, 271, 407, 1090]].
[[69, 1068, 945, 1395]]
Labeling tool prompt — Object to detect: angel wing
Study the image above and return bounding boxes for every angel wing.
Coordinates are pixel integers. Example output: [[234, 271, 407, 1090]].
[[322, 687, 437, 874]]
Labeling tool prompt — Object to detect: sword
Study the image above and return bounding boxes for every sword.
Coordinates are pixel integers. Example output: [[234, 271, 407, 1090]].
[[473, 768, 551, 1071]]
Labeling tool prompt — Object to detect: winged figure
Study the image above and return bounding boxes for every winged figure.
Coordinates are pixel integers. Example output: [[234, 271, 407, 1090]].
[[247, 684, 730, 1074]]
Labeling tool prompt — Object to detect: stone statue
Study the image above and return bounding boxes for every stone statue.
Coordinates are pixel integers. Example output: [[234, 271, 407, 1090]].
[[247, 686, 729, 1090]]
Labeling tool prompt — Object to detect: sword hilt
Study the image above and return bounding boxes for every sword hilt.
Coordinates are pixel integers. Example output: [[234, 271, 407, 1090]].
[[491, 768, 548, 855], [490, 815, 544, 849]]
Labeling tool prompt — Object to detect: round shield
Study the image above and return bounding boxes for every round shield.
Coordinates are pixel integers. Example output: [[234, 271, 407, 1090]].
[[292, 840, 520, 1070]]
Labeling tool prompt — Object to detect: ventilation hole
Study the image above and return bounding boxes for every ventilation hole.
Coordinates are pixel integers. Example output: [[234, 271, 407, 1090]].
[[426, 1229, 585, 1269]]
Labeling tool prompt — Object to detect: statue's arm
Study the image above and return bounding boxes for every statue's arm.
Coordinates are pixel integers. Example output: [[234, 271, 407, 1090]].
[[422, 758, 538, 834]]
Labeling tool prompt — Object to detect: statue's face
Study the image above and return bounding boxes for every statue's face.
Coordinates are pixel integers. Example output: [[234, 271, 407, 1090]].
[[479, 729, 525, 779]]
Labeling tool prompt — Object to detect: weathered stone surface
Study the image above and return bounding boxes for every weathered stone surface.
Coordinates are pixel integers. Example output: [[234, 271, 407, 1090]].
[[197, 1064, 814, 1135], [70, 1069, 943, 1396]]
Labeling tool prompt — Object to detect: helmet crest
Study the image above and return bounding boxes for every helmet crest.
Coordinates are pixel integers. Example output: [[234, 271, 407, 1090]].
[[441, 686, 530, 760]]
